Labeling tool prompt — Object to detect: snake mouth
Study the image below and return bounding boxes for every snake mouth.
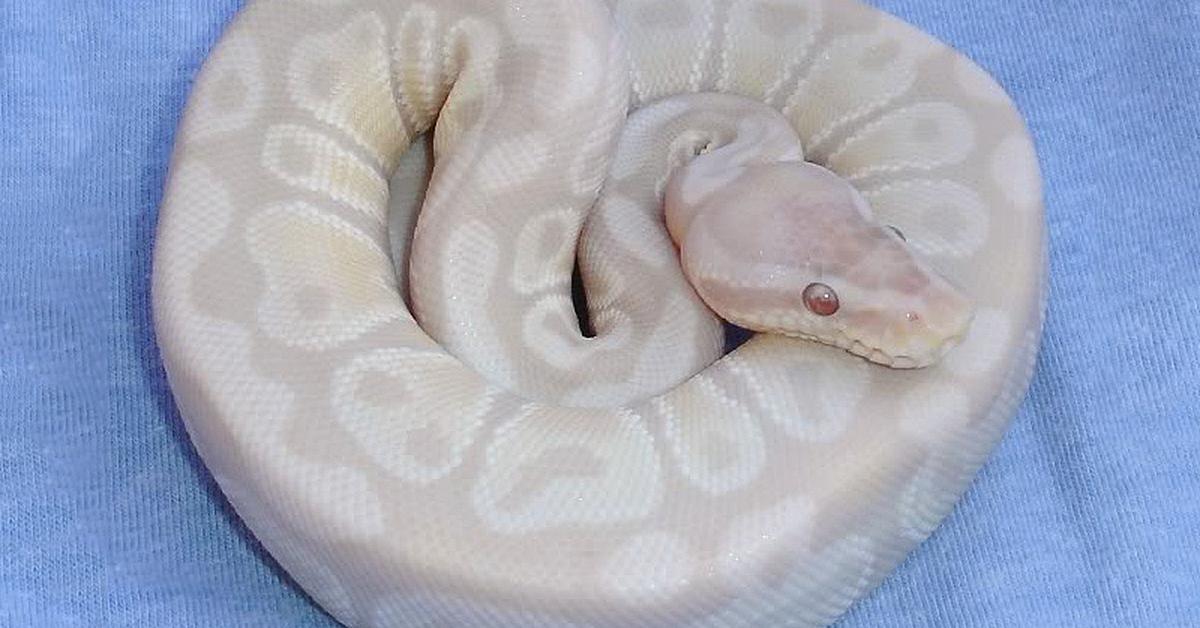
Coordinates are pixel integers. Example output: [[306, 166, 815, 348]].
[[772, 326, 967, 369], [721, 307, 968, 369], [841, 337, 923, 369], [837, 330, 965, 369], [832, 310, 972, 369]]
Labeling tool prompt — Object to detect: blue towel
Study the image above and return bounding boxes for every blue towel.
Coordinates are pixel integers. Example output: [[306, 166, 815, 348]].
[[3, 0, 1198, 625]]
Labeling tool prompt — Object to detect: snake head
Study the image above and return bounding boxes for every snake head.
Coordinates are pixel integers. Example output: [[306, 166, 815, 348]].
[[666, 160, 974, 368]]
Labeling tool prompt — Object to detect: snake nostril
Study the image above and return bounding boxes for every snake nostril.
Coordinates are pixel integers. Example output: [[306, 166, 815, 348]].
[[888, 225, 907, 241]]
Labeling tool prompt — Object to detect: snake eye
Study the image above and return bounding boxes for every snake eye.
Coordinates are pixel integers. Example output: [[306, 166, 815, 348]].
[[888, 225, 907, 242], [802, 282, 840, 316]]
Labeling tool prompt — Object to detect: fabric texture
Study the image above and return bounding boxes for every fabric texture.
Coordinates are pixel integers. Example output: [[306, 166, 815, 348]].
[[2, 0, 1197, 626]]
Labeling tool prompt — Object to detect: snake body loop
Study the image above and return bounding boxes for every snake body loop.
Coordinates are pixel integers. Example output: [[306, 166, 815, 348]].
[[154, 0, 1045, 625]]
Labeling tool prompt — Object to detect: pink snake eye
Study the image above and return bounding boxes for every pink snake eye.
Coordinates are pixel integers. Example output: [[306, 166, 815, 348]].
[[803, 282, 840, 316]]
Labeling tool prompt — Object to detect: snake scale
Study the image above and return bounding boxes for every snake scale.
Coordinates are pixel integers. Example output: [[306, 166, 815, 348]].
[[153, 0, 1045, 625]]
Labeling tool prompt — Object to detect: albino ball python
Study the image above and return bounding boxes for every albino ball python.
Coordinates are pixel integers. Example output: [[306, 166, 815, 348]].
[[153, 0, 1045, 625]]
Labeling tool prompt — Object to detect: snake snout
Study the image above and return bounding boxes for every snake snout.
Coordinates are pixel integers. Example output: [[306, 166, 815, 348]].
[[892, 286, 975, 368]]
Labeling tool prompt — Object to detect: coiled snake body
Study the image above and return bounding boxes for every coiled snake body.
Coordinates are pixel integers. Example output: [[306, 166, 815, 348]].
[[154, 0, 1045, 625]]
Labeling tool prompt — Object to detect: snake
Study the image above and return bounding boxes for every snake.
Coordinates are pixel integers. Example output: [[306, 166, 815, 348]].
[[152, 0, 1045, 625]]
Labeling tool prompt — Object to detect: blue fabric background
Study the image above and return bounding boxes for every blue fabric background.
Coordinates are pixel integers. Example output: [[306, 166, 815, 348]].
[[3, 0, 1198, 625]]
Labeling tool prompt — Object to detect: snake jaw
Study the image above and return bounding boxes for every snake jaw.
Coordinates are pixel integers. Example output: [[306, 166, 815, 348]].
[[712, 294, 973, 369], [840, 298, 974, 368]]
